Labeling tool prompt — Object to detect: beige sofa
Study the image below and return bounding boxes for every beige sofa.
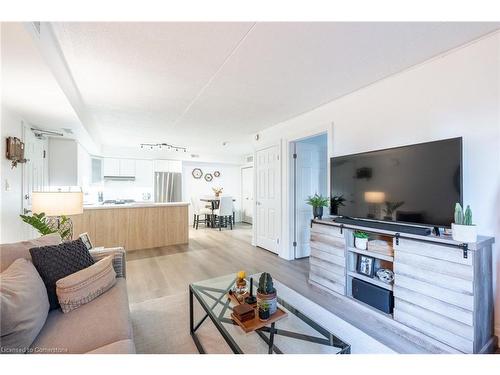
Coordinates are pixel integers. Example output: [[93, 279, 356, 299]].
[[0, 234, 136, 354]]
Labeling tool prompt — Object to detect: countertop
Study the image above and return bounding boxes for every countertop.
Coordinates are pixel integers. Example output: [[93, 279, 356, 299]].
[[83, 201, 189, 210]]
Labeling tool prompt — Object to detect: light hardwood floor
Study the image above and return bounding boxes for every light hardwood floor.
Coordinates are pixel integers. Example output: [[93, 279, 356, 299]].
[[126, 224, 497, 354]]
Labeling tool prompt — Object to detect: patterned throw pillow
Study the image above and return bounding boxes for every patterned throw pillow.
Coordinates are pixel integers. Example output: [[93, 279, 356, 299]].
[[56, 255, 116, 313], [29, 238, 95, 310]]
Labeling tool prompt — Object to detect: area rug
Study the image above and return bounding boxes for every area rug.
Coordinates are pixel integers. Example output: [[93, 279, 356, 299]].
[[130, 292, 232, 354]]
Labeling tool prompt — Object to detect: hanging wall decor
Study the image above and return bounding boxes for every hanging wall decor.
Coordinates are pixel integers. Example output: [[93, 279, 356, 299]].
[[5, 137, 27, 168], [204, 173, 213, 182], [192, 168, 203, 179], [213, 171, 221, 177]]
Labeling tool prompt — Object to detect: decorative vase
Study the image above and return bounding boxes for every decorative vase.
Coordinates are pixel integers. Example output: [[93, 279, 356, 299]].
[[451, 223, 477, 243], [354, 237, 368, 250], [331, 206, 338, 216], [313, 206, 324, 219], [257, 291, 277, 315]]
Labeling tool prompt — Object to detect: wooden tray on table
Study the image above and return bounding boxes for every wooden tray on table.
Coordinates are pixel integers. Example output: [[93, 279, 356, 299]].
[[227, 291, 288, 333]]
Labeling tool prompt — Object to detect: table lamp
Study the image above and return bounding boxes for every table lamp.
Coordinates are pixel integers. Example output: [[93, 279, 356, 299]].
[[32, 191, 83, 241]]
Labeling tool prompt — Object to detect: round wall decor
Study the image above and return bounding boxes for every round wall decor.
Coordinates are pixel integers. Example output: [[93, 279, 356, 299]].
[[214, 171, 221, 177], [192, 168, 203, 179], [204, 173, 213, 182]]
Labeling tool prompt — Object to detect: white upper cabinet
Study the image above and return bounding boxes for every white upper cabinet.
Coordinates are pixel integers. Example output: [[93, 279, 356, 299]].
[[103, 158, 120, 176], [103, 158, 136, 177], [134, 159, 153, 186], [119, 159, 136, 176], [153, 159, 182, 173]]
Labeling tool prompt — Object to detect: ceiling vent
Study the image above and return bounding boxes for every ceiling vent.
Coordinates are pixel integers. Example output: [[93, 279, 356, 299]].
[[246, 155, 254, 163], [190, 154, 200, 158]]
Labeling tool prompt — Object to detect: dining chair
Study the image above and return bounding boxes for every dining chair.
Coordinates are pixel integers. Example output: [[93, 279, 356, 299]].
[[190, 196, 212, 229], [213, 196, 233, 231]]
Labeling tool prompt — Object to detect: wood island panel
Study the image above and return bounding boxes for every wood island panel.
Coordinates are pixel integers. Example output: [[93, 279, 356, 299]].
[[70, 205, 188, 251]]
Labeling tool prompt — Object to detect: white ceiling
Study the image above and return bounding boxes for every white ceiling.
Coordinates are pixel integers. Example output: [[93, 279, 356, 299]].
[[1, 23, 97, 152], [4, 22, 500, 157]]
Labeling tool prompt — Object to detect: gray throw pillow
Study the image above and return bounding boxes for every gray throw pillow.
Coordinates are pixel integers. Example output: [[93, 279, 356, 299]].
[[0, 258, 50, 354], [29, 238, 95, 310]]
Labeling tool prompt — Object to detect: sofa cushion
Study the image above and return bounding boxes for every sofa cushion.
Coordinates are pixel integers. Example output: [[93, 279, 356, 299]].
[[0, 233, 61, 272], [0, 258, 50, 353], [56, 256, 116, 313], [86, 339, 136, 354], [30, 278, 133, 354], [29, 238, 95, 310]]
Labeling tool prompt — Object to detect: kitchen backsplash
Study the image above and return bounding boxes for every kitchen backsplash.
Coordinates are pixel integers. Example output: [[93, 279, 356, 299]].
[[85, 180, 154, 204]]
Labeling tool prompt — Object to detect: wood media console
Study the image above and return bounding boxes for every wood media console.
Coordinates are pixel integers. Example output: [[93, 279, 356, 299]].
[[308, 219, 496, 354]]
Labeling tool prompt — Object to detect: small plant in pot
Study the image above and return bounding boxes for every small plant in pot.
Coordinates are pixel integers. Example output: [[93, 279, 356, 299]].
[[354, 231, 369, 250], [330, 195, 346, 216], [257, 272, 277, 316], [258, 301, 270, 321], [306, 194, 329, 219], [452, 203, 477, 243]]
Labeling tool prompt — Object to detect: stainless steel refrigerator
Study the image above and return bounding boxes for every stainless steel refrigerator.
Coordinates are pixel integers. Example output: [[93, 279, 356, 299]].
[[154, 172, 182, 202]]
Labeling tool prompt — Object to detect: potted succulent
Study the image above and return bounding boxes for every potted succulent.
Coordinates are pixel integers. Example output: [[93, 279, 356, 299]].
[[330, 195, 346, 215], [354, 231, 369, 250], [256, 272, 277, 315], [452, 203, 477, 243], [258, 301, 270, 321], [306, 194, 329, 219]]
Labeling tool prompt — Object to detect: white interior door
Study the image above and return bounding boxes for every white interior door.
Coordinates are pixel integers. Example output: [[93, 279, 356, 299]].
[[22, 126, 49, 237], [241, 166, 254, 224], [255, 145, 280, 253], [22, 127, 49, 212], [294, 140, 327, 258]]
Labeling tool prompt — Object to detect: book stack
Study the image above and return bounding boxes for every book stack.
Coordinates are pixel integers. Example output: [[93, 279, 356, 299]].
[[232, 303, 255, 322], [367, 239, 394, 256]]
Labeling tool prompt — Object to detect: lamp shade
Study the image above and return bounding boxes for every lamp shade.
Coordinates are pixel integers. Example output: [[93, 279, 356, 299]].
[[364, 191, 386, 204], [32, 192, 83, 216]]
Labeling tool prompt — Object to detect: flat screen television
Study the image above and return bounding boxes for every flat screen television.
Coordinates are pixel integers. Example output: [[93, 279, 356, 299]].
[[330, 137, 462, 227]]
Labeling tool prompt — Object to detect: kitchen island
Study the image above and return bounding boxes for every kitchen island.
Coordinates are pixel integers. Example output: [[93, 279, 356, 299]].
[[70, 202, 189, 251]]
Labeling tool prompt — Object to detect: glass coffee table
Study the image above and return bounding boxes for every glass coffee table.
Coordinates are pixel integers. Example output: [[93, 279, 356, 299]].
[[189, 273, 350, 354]]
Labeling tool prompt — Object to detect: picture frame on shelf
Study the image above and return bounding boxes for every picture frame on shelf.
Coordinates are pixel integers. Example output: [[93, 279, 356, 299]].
[[356, 255, 375, 277]]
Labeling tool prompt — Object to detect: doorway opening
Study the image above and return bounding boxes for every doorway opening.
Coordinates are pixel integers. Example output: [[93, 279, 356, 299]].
[[241, 165, 254, 225], [290, 133, 328, 259]]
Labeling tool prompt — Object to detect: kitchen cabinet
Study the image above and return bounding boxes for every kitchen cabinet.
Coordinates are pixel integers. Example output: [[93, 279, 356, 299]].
[[119, 159, 136, 176], [91, 158, 103, 184], [153, 159, 182, 173], [48, 139, 91, 189], [135, 159, 153, 186], [103, 158, 136, 177]]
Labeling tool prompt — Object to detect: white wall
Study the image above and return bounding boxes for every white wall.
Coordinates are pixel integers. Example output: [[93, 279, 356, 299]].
[[254, 32, 500, 334], [0, 108, 29, 243], [182, 161, 243, 224]]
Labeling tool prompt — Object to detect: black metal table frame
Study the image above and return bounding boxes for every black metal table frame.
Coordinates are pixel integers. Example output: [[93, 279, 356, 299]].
[[189, 283, 351, 354]]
